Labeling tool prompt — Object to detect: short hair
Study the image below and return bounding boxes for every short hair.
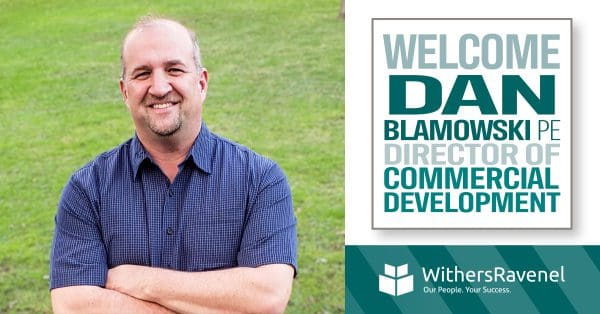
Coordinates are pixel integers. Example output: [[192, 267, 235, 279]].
[[120, 15, 202, 79]]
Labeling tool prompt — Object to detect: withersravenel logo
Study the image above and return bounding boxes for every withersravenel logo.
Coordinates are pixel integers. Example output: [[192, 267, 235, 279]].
[[378, 263, 414, 296], [378, 261, 565, 298]]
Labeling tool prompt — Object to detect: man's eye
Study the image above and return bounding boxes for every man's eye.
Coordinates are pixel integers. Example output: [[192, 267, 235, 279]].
[[133, 72, 150, 79], [168, 68, 184, 74]]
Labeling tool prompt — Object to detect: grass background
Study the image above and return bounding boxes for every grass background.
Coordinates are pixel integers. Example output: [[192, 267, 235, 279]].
[[0, 0, 344, 312]]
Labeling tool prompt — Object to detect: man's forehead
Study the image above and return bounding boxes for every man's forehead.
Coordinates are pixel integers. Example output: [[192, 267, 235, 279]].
[[122, 21, 194, 66], [124, 21, 191, 49]]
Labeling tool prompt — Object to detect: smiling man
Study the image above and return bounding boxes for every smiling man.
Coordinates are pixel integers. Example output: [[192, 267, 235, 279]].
[[50, 16, 297, 313]]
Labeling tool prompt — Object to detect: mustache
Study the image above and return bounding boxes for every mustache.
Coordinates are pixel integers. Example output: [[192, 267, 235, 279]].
[[143, 93, 182, 106]]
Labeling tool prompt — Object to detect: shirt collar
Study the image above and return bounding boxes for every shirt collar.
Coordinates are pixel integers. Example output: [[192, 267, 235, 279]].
[[129, 121, 215, 176], [188, 122, 214, 174], [130, 135, 148, 176]]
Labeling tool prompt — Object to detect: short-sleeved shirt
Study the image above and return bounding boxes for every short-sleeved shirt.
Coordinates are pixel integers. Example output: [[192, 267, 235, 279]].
[[50, 123, 297, 289]]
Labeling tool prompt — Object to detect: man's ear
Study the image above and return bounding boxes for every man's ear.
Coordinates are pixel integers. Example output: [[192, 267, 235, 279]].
[[199, 68, 208, 94], [119, 79, 130, 109]]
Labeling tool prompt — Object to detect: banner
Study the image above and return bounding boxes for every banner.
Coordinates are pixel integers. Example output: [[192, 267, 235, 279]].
[[345, 1, 598, 313]]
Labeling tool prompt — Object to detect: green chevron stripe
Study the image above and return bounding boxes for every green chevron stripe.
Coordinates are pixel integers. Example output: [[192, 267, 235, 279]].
[[583, 246, 600, 272], [345, 246, 403, 313], [447, 246, 539, 313], [535, 246, 600, 313], [358, 246, 452, 313], [409, 246, 490, 314], [496, 246, 577, 314], [346, 286, 367, 314]]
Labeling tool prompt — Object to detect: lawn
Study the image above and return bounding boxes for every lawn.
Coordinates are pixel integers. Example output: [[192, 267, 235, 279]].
[[0, 0, 344, 312]]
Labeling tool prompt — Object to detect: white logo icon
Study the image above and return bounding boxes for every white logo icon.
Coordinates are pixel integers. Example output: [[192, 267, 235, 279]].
[[379, 263, 414, 296]]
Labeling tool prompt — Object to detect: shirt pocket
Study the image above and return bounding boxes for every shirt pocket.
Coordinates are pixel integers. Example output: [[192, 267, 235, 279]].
[[179, 196, 246, 271]]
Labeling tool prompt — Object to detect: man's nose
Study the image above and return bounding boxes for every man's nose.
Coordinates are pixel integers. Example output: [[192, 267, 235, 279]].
[[148, 71, 173, 97]]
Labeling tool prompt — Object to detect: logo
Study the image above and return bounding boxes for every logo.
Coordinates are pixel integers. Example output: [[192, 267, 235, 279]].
[[379, 263, 414, 296]]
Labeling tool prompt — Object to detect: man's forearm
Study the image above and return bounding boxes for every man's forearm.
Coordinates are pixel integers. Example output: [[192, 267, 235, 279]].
[[106, 264, 294, 314], [51, 285, 175, 314]]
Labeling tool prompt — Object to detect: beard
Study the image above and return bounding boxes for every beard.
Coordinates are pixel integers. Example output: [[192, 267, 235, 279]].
[[146, 111, 183, 136], [143, 93, 183, 136]]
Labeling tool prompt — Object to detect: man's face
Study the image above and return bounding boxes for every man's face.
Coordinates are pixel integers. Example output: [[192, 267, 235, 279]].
[[120, 22, 207, 139]]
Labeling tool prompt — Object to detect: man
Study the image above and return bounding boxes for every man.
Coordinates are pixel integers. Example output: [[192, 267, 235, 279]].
[[50, 16, 297, 313]]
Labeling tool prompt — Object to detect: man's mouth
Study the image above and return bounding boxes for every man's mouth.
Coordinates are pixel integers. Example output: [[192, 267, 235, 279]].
[[148, 102, 178, 109]]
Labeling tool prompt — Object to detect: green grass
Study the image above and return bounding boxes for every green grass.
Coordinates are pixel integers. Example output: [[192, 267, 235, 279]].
[[0, 0, 344, 312]]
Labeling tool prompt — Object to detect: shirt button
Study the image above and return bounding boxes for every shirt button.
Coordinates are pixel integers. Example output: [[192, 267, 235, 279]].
[[166, 227, 174, 235], [168, 189, 174, 197]]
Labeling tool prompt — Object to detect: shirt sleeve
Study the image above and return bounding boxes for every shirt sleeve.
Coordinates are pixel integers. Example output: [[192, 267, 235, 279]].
[[50, 173, 108, 289], [237, 162, 298, 275]]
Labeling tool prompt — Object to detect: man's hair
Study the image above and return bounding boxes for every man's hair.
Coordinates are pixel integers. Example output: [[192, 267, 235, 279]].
[[120, 15, 202, 79]]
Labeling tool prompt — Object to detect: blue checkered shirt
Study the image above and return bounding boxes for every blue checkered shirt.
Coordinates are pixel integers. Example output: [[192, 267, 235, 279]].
[[50, 123, 297, 289]]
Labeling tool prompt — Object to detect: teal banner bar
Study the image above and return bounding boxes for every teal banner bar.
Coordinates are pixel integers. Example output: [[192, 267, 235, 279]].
[[346, 246, 600, 313]]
